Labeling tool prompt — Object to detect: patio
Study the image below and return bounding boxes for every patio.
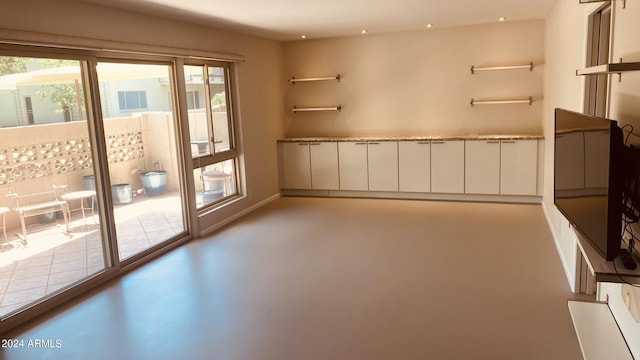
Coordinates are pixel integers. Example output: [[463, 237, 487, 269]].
[[0, 192, 184, 317]]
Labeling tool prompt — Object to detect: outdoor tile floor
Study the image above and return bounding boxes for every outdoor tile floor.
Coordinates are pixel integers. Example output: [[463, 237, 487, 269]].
[[0, 193, 184, 317]]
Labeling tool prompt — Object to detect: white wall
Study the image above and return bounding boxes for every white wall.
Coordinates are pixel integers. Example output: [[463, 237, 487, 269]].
[[544, 0, 640, 355], [0, 0, 286, 233], [542, 0, 596, 293], [283, 20, 544, 138]]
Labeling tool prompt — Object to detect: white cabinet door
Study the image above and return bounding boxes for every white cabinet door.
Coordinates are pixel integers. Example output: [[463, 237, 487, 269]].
[[465, 140, 500, 194], [309, 142, 339, 190], [282, 142, 311, 189], [338, 142, 368, 191], [399, 141, 431, 192], [431, 140, 464, 193], [500, 140, 538, 195], [368, 141, 399, 191]]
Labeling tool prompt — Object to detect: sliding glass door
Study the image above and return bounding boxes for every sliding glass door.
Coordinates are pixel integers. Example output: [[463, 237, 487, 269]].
[[0, 41, 242, 331], [95, 61, 186, 261], [0, 56, 108, 317], [0, 55, 189, 319]]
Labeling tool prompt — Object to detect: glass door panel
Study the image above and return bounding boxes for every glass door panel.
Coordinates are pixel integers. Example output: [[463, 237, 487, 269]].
[[95, 61, 185, 261], [0, 56, 108, 318], [193, 159, 238, 208], [184, 65, 211, 157], [208, 67, 233, 154]]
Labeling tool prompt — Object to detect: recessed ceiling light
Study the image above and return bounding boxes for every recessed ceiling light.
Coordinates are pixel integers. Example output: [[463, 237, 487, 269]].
[[427, 24, 433, 28], [499, 17, 506, 22], [361, 29, 368, 34], [301, 35, 307, 39]]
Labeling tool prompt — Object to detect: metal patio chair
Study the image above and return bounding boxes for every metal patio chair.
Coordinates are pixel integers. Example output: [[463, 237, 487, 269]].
[[5, 161, 70, 243]]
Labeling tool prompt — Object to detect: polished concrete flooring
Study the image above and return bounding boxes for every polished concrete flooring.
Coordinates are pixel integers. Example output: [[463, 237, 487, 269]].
[[3, 197, 584, 359]]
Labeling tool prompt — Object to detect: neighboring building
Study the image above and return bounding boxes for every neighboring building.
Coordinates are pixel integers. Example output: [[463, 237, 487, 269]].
[[0, 60, 225, 127]]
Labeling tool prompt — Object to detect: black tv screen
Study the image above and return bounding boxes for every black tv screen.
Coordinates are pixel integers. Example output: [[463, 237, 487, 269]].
[[554, 108, 624, 261]]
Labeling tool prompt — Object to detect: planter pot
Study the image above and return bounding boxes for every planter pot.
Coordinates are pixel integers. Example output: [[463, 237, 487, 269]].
[[202, 189, 224, 204], [140, 170, 167, 196], [112, 183, 133, 204], [82, 175, 96, 191]]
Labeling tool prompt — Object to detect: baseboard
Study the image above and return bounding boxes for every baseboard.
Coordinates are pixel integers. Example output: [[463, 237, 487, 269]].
[[199, 193, 281, 236], [542, 202, 576, 292], [281, 189, 542, 204]]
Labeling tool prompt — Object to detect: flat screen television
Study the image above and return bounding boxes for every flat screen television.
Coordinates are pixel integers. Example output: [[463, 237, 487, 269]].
[[554, 108, 624, 261]]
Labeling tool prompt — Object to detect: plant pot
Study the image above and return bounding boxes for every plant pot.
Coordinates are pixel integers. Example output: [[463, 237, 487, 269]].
[[112, 183, 133, 204], [140, 170, 167, 196]]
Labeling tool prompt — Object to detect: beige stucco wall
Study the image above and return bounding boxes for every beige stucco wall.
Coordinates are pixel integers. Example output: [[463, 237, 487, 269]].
[[0, 0, 285, 234], [0, 114, 180, 230], [282, 20, 545, 138]]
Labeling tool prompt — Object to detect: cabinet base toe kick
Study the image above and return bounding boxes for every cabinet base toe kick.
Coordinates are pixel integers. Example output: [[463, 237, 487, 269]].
[[280, 189, 542, 204]]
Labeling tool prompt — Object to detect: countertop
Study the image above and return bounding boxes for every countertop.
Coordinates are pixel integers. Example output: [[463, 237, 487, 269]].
[[278, 134, 544, 142]]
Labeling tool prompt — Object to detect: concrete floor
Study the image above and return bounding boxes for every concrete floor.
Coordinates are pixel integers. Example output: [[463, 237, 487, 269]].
[[3, 197, 584, 359]]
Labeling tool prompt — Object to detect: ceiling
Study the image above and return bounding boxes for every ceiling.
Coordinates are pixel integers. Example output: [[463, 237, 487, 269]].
[[76, 0, 558, 41]]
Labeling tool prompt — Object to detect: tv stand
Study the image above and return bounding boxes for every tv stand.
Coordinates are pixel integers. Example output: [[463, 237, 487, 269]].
[[618, 248, 638, 270], [574, 230, 640, 285]]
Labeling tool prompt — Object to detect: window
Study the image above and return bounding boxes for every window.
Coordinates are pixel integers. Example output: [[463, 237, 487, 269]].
[[584, 3, 611, 117], [186, 90, 200, 110], [24, 96, 34, 125], [184, 63, 239, 209], [118, 90, 148, 111], [0, 39, 243, 333], [0, 55, 109, 319]]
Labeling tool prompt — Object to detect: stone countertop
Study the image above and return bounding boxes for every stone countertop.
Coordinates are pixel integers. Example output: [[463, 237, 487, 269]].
[[278, 134, 544, 142]]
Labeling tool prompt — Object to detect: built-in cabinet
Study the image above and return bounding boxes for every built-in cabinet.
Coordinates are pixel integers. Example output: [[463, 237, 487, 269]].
[[398, 141, 430, 192], [338, 142, 368, 191], [465, 140, 501, 194], [367, 142, 398, 192], [280, 136, 541, 201], [431, 140, 465, 194], [281, 141, 339, 190], [281, 142, 311, 189], [309, 142, 339, 190], [500, 140, 538, 195]]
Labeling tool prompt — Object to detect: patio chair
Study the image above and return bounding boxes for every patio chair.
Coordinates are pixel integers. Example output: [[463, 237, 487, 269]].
[[5, 161, 70, 243]]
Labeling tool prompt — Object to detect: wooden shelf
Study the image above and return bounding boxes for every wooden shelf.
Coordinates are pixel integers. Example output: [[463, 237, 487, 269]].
[[576, 62, 640, 75]]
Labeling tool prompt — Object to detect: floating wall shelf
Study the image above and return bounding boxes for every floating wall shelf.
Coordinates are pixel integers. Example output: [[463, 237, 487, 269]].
[[289, 75, 341, 83], [470, 97, 533, 106], [290, 106, 342, 113], [576, 62, 640, 75], [579, 0, 626, 9], [471, 63, 533, 75]]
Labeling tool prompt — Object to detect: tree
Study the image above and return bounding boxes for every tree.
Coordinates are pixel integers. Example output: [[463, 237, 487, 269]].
[[0, 56, 27, 75], [211, 91, 226, 106], [37, 83, 82, 121], [35, 59, 85, 121]]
